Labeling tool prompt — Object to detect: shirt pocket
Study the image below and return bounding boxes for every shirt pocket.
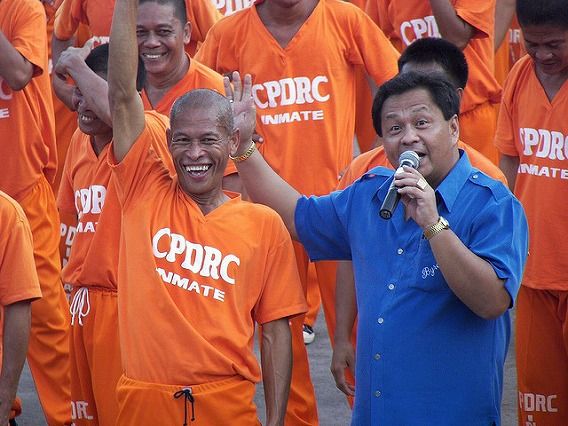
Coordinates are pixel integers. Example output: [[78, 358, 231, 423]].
[[407, 237, 450, 293]]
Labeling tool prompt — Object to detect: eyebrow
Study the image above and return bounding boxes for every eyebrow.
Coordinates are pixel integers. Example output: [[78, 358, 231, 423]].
[[384, 105, 430, 119]]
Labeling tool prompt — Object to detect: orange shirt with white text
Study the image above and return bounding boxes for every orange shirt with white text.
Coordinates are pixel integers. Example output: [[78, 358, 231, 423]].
[[495, 55, 568, 290], [109, 112, 307, 385], [196, 0, 400, 195]]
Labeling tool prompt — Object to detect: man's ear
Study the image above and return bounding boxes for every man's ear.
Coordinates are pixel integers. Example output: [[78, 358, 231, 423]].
[[166, 127, 172, 147], [183, 21, 191, 45], [449, 114, 459, 144], [229, 128, 240, 157]]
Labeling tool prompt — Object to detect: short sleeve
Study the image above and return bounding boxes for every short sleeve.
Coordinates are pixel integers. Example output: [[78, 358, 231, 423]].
[[108, 112, 172, 208], [454, 0, 495, 39], [494, 71, 519, 157], [295, 190, 354, 261], [0, 199, 41, 306], [253, 221, 307, 324], [468, 186, 528, 304], [54, 0, 81, 40], [347, 9, 399, 86], [185, 0, 221, 43], [11, 0, 48, 74]]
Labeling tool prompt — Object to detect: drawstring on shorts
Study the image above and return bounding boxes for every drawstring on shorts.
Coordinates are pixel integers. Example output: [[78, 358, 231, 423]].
[[173, 387, 195, 425], [70, 287, 90, 326]]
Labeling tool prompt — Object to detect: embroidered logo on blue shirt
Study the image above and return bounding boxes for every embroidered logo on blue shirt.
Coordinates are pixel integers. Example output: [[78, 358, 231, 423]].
[[421, 264, 440, 279]]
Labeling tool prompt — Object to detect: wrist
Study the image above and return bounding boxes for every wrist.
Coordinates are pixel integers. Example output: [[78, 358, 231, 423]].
[[230, 140, 256, 163], [423, 216, 450, 240]]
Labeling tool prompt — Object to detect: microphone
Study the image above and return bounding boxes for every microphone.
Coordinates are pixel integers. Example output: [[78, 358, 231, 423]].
[[379, 151, 420, 220]]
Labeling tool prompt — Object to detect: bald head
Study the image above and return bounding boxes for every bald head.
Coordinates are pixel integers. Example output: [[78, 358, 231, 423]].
[[170, 89, 234, 135]]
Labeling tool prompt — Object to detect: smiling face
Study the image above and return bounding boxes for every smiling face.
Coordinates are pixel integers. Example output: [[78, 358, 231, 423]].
[[523, 25, 568, 76], [167, 105, 237, 204], [381, 87, 459, 188], [136, 1, 190, 79]]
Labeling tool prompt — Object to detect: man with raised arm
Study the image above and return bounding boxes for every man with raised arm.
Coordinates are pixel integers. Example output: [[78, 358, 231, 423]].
[[107, 0, 307, 424], [229, 71, 528, 424]]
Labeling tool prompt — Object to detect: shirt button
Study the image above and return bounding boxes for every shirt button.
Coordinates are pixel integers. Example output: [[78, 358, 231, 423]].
[[377, 317, 384, 324], [375, 390, 382, 397], [374, 353, 381, 360], [388, 283, 395, 290], [472, 174, 478, 179], [397, 248, 404, 255]]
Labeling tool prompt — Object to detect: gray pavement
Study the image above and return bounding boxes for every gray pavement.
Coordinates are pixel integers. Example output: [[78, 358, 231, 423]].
[[16, 310, 518, 425]]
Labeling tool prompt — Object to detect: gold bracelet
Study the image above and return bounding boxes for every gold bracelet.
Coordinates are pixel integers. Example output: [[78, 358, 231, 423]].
[[229, 140, 256, 163]]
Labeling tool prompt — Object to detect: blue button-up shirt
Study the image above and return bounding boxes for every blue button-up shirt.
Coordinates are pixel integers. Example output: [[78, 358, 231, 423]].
[[295, 152, 528, 425]]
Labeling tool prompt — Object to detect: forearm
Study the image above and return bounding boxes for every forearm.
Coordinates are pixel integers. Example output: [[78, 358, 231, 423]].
[[261, 318, 292, 426], [499, 154, 519, 192], [429, 229, 510, 319], [0, 302, 32, 423], [235, 149, 301, 239], [494, 0, 516, 50], [0, 31, 33, 90], [429, 0, 474, 50], [334, 261, 357, 344], [68, 61, 111, 126], [108, 0, 145, 161]]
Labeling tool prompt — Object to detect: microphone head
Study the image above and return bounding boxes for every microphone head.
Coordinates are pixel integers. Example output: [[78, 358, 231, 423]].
[[398, 151, 420, 169]]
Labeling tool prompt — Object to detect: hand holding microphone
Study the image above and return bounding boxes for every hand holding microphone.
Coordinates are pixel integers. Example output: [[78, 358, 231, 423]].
[[379, 151, 421, 219]]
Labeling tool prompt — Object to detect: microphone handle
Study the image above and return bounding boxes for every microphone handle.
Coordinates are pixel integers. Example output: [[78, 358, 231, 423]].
[[379, 179, 400, 220]]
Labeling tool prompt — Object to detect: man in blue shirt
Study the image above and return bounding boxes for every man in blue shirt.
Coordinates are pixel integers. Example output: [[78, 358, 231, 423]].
[[228, 71, 528, 424]]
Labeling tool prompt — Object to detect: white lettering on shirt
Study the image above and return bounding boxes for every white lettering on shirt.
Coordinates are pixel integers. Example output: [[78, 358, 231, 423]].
[[152, 227, 240, 286], [519, 127, 568, 160], [518, 392, 558, 413], [71, 400, 94, 420], [75, 185, 107, 216], [0, 108, 9, 119], [400, 15, 440, 46], [213, 0, 253, 15]]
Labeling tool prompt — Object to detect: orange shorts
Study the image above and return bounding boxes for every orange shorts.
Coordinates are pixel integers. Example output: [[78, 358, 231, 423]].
[[69, 287, 121, 425], [516, 285, 568, 425], [116, 375, 260, 426]]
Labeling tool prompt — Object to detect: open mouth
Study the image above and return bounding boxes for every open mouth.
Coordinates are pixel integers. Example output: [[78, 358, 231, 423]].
[[79, 114, 96, 124], [142, 52, 167, 61], [183, 164, 211, 177]]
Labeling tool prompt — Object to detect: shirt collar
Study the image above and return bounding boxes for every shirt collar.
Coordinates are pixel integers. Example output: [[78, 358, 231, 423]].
[[435, 149, 472, 213], [374, 149, 472, 214]]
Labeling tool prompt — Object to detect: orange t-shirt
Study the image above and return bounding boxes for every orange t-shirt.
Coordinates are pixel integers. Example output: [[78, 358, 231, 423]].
[[0, 191, 42, 368], [367, 0, 501, 114], [58, 121, 174, 290], [0, 0, 57, 200], [108, 112, 306, 385], [196, 0, 399, 196], [142, 56, 225, 115], [495, 55, 568, 290], [339, 142, 508, 189], [54, 0, 220, 56]]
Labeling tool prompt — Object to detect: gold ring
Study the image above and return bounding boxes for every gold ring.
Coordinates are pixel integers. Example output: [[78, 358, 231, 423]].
[[416, 178, 428, 191]]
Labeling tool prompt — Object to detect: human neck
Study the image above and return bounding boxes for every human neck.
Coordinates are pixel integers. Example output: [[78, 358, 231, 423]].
[[91, 133, 113, 157], [186, 189, 230, 216], [256, 0, 318, 27], [535, 66, 568, 102], [146, 53, 190, 92]]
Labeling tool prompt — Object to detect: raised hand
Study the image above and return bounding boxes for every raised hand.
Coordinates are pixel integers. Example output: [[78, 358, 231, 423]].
[[224, 71, 256, 153]]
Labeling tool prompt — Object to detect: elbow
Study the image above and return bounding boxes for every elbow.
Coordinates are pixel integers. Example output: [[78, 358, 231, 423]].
[[475, 294, 511, 320], [7, 70, 33, 91]]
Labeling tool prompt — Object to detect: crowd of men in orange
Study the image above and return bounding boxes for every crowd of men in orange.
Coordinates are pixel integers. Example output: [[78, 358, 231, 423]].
[[0, 0, 566, 424]]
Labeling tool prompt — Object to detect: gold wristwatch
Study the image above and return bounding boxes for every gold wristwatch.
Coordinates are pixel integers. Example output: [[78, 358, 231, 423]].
[[423, 216, 449, 240]]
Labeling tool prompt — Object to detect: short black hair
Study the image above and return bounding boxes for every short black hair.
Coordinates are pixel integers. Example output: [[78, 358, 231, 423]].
[[398, 37, 468, 89], [139, 0, 188, 26], [372, 72, 460, 137], [85, 43, 145, 91], [170, 89, 233, 135], [517, 0, 568, 30]]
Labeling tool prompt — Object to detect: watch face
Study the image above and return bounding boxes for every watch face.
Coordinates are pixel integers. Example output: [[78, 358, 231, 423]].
[[440, 217, 449, 228]]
